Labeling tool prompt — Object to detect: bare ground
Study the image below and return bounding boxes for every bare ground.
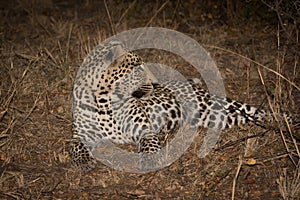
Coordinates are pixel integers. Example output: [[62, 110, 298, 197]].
[[0, 1, 299, 199]]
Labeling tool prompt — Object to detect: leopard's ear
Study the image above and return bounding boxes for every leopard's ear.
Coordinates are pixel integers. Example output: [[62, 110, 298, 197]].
[[132, 83, 154, 99]]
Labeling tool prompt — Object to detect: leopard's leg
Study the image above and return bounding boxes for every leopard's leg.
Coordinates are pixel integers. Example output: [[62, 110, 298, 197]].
[[138, 133, 161, 153], [68, 139, 96, 171], [137, 133, 165, 171]]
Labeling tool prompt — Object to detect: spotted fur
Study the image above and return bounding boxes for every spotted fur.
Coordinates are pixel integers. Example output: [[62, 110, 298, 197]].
[[70, 41, 291, 171]]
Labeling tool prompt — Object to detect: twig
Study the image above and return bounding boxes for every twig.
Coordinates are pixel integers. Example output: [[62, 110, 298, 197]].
[[284, 114, 300, 158], [216, 130, 269, 151], [116, 0, 137, 27], [261, 153, 290, 163], [65, 23, 73, 63], [129, 1, 170, 49], [104, 0, 116, 35], [144, 0, 170, 27], [205, 45, 300, 91], [232, 155, 243, 200]]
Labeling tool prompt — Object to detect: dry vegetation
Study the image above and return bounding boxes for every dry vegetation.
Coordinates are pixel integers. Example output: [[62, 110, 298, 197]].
[[0, 0, 299, 199]]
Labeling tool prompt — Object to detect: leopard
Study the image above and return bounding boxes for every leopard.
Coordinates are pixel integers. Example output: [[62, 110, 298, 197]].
[[69, 40, 296, 171]]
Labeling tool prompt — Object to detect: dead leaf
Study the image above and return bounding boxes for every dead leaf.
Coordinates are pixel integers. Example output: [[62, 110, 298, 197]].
[[246, 158, 257, 166]]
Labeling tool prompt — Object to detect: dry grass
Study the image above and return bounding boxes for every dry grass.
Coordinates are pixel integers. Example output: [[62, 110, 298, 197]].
[[0, 0, 299, 199], [278, 162, 300, 200]]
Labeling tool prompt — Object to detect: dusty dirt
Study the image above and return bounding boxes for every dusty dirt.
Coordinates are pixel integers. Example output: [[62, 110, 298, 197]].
[[0, 0, 299, 199]]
